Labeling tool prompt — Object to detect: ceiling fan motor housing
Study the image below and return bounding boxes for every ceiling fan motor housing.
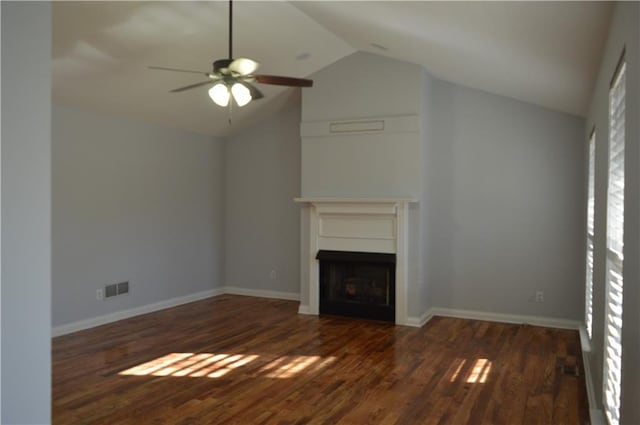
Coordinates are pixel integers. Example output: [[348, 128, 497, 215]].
[[213, 59, 234, 75]]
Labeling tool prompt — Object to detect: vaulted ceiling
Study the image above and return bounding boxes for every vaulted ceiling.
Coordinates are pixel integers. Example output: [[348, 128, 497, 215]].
[[53, 1, 612, 138]]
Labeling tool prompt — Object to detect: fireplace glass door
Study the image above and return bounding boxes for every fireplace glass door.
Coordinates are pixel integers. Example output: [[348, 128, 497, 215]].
[[317, 250, 395, 322]]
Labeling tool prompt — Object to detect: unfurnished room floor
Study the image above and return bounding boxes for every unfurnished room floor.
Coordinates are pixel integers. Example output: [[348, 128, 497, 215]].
[[52, 295, 589, 424]]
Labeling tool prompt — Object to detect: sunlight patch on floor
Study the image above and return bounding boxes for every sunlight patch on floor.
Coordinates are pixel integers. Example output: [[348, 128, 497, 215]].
[[466, 358, 492, 383], [449, 358, 467, 382], [119, 353, 335, 379], [449, 358, 492, 384], [262, 355, 333, 378]]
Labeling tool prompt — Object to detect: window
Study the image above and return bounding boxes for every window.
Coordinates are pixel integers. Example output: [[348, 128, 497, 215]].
[[603, 56, 625, 425], [585, 130, 595, 339]]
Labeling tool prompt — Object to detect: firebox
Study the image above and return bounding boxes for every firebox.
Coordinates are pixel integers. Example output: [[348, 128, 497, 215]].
[[317, 250, 395, 322]]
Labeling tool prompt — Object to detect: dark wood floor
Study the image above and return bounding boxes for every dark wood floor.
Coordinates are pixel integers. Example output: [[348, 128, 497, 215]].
[[52, 295, 589, 424]]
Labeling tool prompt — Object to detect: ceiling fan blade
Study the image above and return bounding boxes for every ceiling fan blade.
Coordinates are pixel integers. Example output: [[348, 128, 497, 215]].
[[243, 82, 264, 100], [170, 80, 216, 93], [149, 66, 210, 76], [229, 58, 259, 76], [254, 75, 313, 87]]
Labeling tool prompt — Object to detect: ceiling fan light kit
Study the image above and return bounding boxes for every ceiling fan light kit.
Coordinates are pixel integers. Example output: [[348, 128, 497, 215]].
[[149, 0, 313, 109], [231, 82, 251, 106], [209, 83, 230, 107]]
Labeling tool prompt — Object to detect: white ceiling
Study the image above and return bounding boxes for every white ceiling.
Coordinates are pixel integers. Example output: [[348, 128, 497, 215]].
[[53, 1, 612, 138]]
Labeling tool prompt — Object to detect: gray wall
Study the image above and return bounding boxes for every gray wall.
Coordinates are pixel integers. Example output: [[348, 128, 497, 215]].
[[52, 105, 225, 327], [224, 92, 301, 295], [1, 2, 52, 423], [419, 69, 436, 316], [298, 51, 585, 322], [426, 79, 585, 321], [584, 2, 640, 422]]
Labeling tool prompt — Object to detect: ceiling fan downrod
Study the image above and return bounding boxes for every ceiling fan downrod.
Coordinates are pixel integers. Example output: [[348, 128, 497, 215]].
[[228, 0, 233, 60]]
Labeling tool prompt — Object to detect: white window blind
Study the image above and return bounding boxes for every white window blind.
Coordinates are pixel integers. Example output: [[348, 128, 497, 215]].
[[585, 131, 595, 339], [604, 60, 625, 425]]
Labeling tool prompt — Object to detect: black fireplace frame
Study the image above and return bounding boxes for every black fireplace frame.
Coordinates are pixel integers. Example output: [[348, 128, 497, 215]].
[[317, 250, 396, 322]]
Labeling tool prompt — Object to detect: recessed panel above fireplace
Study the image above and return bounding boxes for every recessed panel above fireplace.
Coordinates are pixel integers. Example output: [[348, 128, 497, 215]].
[[317, 250, 395, 322]]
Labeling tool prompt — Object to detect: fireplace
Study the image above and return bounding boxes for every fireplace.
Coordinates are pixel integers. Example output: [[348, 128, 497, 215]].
[[295, 198, 414, 325], [317, 250, 395, 322]]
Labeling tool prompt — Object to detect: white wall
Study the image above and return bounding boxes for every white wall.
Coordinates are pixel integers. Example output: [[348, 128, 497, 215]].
[[1, 2, 52, 423], [302, 52, 422, 122], [584, 2, 640, 422], [299, 52, 427, 318], [427, 79, 585, 321], [301, 52, 423, 199], [52, 105, 225, 327], [224, 92, 301, 295]]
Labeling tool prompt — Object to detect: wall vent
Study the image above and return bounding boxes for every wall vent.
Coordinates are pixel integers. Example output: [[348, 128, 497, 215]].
[[560, 364, 580, 377], [329, 119, 385, 134], [105, 281, 130, 299], [117, 281, 129, 295]]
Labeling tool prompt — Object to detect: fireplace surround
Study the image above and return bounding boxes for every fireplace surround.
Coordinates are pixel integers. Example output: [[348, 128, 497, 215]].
[[295, 198, 415, 325]]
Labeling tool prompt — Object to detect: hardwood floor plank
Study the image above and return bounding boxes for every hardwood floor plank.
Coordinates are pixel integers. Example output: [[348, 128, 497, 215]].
[[53, 295, 589, 424]]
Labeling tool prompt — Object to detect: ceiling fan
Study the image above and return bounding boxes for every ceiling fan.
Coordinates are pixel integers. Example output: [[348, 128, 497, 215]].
[[149, 0, 313, 108]]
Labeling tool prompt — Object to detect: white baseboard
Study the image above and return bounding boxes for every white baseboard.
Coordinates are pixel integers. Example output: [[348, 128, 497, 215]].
[[579, 326, 605, 425], [52, 288, 224, 337], [405, 309, 434, 327], [428, 307, 581, 330], [53, 286, 302, 337], [589, 409, 605, 425], [298, 304, 311, 315], [223, 286, 300, 301], [296, 305, 576, 331], [53, 290, 582, 343]]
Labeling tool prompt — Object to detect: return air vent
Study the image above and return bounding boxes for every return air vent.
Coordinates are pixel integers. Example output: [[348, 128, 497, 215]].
[[105, 281, 130, 299], [560, 364, 580, 377]]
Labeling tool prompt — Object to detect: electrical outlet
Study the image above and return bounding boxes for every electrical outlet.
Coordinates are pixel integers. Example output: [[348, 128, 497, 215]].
[[270, 269, 277, 279], [96, 288, 104, 300], [535, 291, 544, 303]]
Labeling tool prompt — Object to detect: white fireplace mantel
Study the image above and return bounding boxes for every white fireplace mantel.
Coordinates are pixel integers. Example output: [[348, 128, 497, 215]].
[[294, 197, 417, 204], [295, 197, 417, 326]]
